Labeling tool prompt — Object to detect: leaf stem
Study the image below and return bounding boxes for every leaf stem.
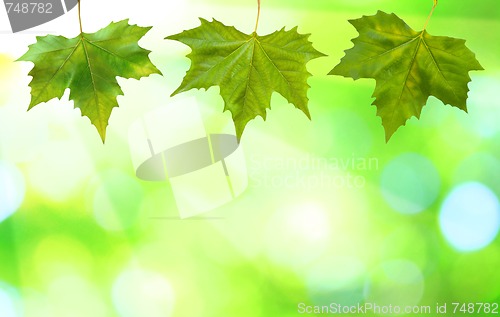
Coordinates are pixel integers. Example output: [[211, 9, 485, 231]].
[[78, 0, 83, 34], [422, 0, 438, 31], [254, 0, 261, 33]]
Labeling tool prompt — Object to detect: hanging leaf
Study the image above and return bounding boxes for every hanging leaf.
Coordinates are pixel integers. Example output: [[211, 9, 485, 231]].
[[330, 11, 483, 141], [167, 18, 325, 140], [18, 19, 161, 142]]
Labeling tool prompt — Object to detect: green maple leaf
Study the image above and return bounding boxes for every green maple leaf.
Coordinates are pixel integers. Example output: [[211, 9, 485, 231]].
[[166, 18, 325, 139], [18, 19, 161, 142], [330, 11, 483, 141]]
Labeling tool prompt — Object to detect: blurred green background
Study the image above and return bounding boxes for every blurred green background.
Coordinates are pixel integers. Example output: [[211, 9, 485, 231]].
[[0, 0, 499, 316]]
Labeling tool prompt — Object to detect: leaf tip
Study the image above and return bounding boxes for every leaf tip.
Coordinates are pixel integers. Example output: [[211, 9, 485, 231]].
[[97, 127, 107, 143], [170, 85, 185, 97], [199, 17, 211, 24], [306, 112, 312, 121], [27, 100, 38, 111], [16, 55, 27, 63], [475, 60, 485, 71], [384, 129, 396, 143], [318, 50, 328, 58], [327, 67, 338, 76], [235, 124, 245, 142]]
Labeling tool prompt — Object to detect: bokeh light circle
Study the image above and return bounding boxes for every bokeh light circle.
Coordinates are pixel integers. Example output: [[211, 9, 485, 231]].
[[0, 283, 21, 317], [0, 107, 49, 164], [453, 153, 500, 193], [27, 140, 93, 202], [381, 153, 440, 214], [329, 110, 373, 156], [365, 259, 424, 307], [93, 170, 144, 232], [306, 256, 367, 306], [466, 77, 500, 138], [112, 269, 175, 317], [380, 225, 430, 269], [265, 202, 331, 268], [48, 275, 107, 317], [0, 161, 25, 223], [33, 235, 94, 284], [439, 182, 500, 252], [22, 290, 52, 317]]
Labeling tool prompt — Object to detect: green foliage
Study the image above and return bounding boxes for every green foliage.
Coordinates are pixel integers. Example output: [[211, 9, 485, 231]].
[[330, 11, 483, 141], [167, 18, 325, 140], [18, 19, 161, 142]]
